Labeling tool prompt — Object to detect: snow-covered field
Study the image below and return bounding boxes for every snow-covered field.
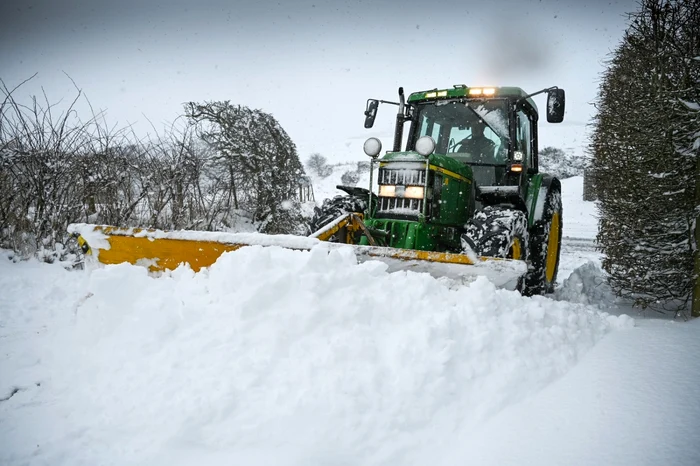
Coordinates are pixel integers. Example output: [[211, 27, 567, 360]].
[[1, 177, 699, 466], [307, 161, 374, 204]]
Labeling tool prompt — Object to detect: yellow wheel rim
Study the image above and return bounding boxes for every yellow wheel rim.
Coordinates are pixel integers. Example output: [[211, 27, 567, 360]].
[[509, 237, 522, 260], [545, 211, 560, 283]]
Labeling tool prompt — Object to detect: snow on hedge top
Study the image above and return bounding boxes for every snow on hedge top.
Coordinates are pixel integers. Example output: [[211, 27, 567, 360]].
[[1, 246, 632, 465]]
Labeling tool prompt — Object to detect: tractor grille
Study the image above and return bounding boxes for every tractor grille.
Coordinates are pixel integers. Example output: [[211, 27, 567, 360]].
[[378, 168, 426, 186], [378, 197, 423, 214], [377, 167, 426, 216]]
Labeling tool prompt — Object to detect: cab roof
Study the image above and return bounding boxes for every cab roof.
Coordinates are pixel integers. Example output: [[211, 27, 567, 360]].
[[407, 86, 538, 113]]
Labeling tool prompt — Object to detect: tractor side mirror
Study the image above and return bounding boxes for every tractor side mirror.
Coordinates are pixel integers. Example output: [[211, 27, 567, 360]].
[[546, 88, 565, 123], [364, 99, 379, 128]]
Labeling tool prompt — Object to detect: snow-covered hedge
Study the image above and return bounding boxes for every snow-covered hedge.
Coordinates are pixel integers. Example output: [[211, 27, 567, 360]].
[[0, 81, 310, 261]]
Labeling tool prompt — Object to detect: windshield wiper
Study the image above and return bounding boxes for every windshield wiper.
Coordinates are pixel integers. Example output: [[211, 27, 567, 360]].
[[463, 102, 504, 139]]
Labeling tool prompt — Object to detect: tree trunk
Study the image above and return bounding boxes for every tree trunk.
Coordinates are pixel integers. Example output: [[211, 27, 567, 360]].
[[228, 164, 239, 210]]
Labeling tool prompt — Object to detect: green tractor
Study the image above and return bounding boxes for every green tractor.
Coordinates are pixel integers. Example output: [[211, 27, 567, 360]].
[[310, 85, 566, 295]]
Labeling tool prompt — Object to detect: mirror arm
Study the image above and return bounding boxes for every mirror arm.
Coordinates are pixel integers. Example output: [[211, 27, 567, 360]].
[[515, 86, 559, 107], [366, 99, 400, 108]]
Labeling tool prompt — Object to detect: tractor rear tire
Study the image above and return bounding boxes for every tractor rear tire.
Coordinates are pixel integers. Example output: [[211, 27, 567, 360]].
[[309, 193, 367, 239], [524, 189, 563, 296], [462, 206, 530, 261]]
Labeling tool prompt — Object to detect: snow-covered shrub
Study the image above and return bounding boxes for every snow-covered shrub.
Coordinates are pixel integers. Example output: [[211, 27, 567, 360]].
[[185, 101, 308, 235], [306, 153, 333, 178], [356, 161, 370, 173], [341, 170, 360, 186], [588, 0, 699, 316]]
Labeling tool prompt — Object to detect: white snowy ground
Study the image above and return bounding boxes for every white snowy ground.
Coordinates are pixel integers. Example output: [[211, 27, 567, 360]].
[[1, 177, 699, 466]]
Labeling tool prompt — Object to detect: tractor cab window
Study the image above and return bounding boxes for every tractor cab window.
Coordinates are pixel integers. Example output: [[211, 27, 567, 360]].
[[516, 109, 533, 167], [411, 99, 509, 165]]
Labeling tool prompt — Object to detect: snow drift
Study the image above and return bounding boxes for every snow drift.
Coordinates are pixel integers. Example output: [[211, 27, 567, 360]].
[[1, 245, 632, 465]]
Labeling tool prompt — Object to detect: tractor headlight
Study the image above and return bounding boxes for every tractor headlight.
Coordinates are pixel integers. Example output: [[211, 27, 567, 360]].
[[379, 185, 396, 197], [404, 186, 424, 199], [379, 185, 424, 199]]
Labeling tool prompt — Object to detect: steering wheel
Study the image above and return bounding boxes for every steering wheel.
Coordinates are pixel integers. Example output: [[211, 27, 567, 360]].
[[450, 136, 472, 153]]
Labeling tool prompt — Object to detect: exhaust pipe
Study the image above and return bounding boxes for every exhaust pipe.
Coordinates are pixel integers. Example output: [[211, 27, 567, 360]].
[[393, 87, 405, 152]]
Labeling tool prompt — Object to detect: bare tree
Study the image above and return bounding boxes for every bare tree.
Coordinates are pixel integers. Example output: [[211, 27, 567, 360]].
[[306, 152, 332, 177]]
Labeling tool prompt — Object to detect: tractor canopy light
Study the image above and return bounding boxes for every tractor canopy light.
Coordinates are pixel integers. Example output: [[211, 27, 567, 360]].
[[425, 90, 448, 99], [469, 87, 496, 96]]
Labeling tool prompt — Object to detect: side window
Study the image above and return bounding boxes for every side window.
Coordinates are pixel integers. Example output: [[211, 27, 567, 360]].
[[428, 120, 441, 141], [516, 109, 532, 166], [419, 115, 441, 140]]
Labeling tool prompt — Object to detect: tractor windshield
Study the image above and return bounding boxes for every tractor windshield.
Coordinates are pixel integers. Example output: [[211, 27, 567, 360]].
[[410, 99, 510, 165]]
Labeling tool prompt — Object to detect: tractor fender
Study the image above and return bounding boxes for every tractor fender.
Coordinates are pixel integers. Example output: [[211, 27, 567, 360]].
[[526, 175, 561, 227]]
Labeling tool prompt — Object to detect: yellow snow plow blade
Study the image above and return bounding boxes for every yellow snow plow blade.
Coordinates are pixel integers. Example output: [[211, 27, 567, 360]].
[[67, 220, 527, 289]]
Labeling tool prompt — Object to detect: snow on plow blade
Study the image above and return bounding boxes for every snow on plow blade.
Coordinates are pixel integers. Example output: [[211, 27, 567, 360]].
[[67, 223, 527, 290]]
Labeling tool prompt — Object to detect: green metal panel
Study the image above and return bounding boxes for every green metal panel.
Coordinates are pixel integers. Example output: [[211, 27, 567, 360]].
[[360, 217, 463, 252], [378, 151, 472, 180], [430, 168, 470, 227], [362, 219, 432, 250], [428, 154, 472, 228], [428, 153, 473, 179]]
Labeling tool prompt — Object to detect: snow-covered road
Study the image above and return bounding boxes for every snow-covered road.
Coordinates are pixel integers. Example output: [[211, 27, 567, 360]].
[[1, 176, 699, 466], [454, 317, 700, 466]]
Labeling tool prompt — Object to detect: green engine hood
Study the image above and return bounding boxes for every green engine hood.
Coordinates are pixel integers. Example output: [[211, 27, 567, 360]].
[[379, 151, 473, 181]]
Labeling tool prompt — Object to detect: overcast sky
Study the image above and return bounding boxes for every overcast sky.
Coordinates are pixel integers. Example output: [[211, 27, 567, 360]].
[[1, 0, 638, 163]]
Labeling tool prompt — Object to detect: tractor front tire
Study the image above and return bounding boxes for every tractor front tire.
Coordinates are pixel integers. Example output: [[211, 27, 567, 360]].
[[462, 206, 530, 261], [309, 193, 367, 240], [524, 189, 563, 296]]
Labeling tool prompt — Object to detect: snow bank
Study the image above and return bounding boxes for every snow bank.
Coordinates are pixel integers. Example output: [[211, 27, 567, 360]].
[[0, 246, 631, 465], [555, 261, 619, 310]]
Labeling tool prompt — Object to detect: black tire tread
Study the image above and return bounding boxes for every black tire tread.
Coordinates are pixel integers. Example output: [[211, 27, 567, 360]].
[[462, 206, 530, 260], [524, 190, 563, 296], [309, 194, 367, 235]]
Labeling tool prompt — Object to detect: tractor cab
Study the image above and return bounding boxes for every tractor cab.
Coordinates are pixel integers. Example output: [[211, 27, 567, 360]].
[[405, 86, 554, 209], [406, 95, 510, 189]]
